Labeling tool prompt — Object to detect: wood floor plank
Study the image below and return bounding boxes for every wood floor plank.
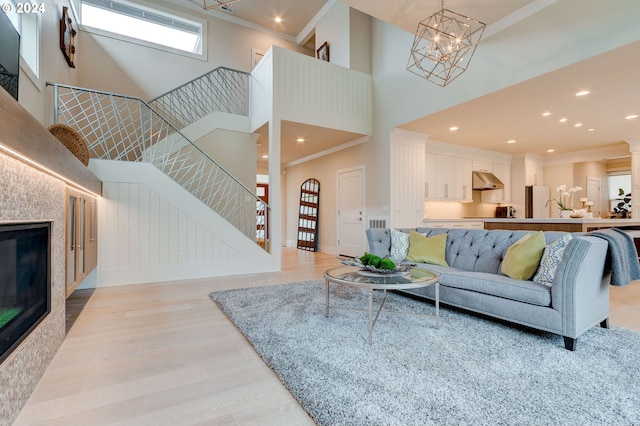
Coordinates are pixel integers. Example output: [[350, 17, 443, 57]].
[[13, 248, 640, 425]]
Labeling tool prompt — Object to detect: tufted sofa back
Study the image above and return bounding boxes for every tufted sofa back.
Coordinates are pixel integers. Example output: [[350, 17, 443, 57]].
[[366, 228, 569, 275]]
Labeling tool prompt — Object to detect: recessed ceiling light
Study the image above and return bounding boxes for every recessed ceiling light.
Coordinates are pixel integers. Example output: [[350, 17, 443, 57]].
[[588, 128, 595, 132], [547, 149, 555, 153], [542, 112, 551, 117], [507, 139, 516, 144], [575, 90, 590, 96], [296, 138, 305, 142], [625, 114, 638, 120], [449, 126, 459, 131], [574, 123, 583, 127], [262, 155, 269, 159], [559, 118, 568, 123], [274, 17, 282, 23]]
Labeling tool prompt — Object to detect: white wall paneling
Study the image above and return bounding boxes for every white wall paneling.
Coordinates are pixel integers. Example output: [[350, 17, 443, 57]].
[[390, 129, 426, 227], [270, 46, 372, 135], [84, 160, 276, 288]]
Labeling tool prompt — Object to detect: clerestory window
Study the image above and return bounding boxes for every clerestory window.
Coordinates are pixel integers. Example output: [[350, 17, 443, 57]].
[[80, 0, 206, 58]]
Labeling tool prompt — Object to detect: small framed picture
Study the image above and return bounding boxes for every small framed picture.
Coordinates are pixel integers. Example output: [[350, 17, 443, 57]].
[[317, 42, 329, 62]]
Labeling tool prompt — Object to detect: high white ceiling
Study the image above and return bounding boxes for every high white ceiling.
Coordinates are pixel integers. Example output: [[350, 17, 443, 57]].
[[168, 0, 329, 37], [399, 40, 640, 156], [169, 0, 640, 162]]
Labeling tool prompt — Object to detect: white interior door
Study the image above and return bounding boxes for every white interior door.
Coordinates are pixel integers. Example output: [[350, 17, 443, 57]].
[[586, 177, 601, 217], [337, 166, 365, 257]]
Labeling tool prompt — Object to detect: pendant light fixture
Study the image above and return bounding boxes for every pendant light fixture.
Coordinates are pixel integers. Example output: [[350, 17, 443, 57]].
[[407, 0, 486, 87]]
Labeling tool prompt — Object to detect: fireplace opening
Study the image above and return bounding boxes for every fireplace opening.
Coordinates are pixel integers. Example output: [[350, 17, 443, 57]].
[[0, 222, 51, 365]]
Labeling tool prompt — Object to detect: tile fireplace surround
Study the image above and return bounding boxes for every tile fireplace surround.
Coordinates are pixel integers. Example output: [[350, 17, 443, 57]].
[[0, 153, 66, 425], [0, 88, 101, 425]]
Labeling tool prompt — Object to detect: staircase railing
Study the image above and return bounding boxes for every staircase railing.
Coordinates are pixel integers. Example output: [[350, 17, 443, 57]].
[[48, 82, 269, 251], [148, 66, 250, 129]]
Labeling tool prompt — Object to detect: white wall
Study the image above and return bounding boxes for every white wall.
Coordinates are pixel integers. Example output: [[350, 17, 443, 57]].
[[85, 160, 275, 287], [17, 0, 82, 125], [315, 2, 350, 67], [195, 128, 257, 191], [314, 3, 372, 73], [284, 144, 365, 253], [76, 0, 312, 100], [544, 164, 575, 218], [349, 8, 372, 74]]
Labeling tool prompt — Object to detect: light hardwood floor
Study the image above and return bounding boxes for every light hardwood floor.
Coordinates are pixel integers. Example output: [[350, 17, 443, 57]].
[[13, 248, 640, 425]]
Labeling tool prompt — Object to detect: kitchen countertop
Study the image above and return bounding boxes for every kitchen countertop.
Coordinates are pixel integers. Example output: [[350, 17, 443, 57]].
[[484, 217, 640, 232], [423, 218, 487, 222], [484, 217, 637, 223], [421, 217, 640, 232]]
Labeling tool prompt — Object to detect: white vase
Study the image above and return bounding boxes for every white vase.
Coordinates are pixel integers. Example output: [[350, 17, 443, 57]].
[[560, 210, 571, 219]]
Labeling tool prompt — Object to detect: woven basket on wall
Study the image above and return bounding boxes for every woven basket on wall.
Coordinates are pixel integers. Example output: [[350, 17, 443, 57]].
[[47, 124, 90, 166]]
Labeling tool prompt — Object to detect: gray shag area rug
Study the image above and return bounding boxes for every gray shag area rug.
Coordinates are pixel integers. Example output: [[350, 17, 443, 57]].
[[210, 281, 640, 425]]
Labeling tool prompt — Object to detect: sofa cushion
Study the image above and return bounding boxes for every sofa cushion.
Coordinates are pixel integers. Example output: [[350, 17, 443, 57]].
[[407, 231, 448, 266], [438, 269, 552, 307], [390, 229, 410, 263], [500, 231, 546, 280], [533, 234, 573, 286], [368, 229, 391, 258]]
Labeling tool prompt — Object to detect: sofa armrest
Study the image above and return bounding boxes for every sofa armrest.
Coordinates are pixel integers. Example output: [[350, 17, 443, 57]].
[[365, 228, 391, 258], [551, 236, 610, 338]]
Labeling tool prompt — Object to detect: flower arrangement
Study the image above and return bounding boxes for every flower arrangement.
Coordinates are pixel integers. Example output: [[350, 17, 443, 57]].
[[551, 185, 583, 211]]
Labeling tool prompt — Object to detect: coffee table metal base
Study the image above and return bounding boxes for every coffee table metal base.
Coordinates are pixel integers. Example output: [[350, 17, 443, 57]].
[[324, 280, 440, 344]]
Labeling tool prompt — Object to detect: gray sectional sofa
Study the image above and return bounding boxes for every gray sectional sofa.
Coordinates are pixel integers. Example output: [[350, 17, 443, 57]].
[[366, 227, 612, 350]]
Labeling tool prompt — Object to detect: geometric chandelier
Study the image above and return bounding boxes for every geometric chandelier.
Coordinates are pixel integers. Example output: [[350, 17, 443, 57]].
[[407, 0, 485, 87], [188, 0, 240, 10]]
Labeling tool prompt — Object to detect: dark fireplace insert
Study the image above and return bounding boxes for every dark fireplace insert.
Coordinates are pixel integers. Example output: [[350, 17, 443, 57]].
[[0, 222, 51, 365]]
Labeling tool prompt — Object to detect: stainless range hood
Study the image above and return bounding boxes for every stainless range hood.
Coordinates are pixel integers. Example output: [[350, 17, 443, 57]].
[[472, 171, 504, 190]]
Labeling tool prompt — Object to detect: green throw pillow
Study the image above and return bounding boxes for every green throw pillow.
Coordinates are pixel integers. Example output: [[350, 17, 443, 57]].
[[500, 231, 547, 280], [407, 231, 448, 266]]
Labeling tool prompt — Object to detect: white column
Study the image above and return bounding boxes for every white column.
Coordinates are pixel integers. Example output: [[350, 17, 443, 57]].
[[626, 140, 640, 219], [268, 117, 282, 266]]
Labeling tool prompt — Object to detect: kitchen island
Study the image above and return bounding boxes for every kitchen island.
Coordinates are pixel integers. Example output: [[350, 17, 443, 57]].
[[484, 218, 640, 233]]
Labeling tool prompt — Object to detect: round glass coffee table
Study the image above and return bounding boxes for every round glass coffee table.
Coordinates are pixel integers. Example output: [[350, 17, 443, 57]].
[[323, 266, 440, 344]]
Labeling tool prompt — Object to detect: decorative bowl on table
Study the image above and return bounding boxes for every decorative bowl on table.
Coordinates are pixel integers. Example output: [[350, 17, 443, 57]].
[[337, 255, 415, 275]]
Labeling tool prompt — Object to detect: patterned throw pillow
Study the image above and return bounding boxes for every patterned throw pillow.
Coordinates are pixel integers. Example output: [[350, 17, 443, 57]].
[[389, 229, 410, 264], [533, 234, 573, 287]]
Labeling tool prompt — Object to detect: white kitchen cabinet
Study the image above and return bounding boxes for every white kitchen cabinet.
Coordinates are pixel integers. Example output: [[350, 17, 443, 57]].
[[481, 162, 512, 203], [526, 164, 544, 186], [434, 155, 456, 199], [426, 153, 472, 202], [425, 152, 437, 198], [472, 160, 493, 173], [456, 157, 473, 202]]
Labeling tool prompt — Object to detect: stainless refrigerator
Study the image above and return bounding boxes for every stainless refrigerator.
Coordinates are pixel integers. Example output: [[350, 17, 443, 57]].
[[525, 185, 550, 218]]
